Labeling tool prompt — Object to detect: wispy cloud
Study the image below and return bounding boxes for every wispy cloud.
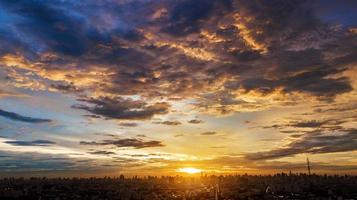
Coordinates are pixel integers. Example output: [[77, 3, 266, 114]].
[[188, 119, 204, 124], [200, 131, 217, 136], [119, 122, 139, 127], [80, 138, 165, 149], [87, 150, 116, 155], [155, 120, 182, 126], [174, 134, 184, 138], [5, 140, 56, 146], [0, 109, 52, 123]]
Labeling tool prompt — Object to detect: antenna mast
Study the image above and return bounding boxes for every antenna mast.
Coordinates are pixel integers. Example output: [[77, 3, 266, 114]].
[[307, 157, 311, 176]]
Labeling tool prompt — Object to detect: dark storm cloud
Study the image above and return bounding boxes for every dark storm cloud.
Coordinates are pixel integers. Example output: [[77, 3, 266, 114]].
[[0, 109, 52, 123], [80, 138, 165, 149], [5, 140, 56, 146], [246, 129, 357, 160], [73, 96, 169, 120]]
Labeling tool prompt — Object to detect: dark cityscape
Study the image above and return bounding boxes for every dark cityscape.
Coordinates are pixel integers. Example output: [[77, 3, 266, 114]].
[[1, 173, 357, 200]]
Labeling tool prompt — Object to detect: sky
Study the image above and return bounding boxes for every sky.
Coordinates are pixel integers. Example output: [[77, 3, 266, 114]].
[[0, 0, 356, 176]]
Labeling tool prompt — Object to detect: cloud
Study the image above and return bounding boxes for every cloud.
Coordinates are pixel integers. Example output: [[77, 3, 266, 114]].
[[119, 122, 138, 127], [136, 134, 146, 138], [261, 114, 355, 133], [155, 120, 181, 126], [5, 140, 56, 146], [50, 83, 83, 93], [162, 0, 232, 36], [0, 89, 26, 98], [188, 119, 203, 124], [88, 150, 116, 155], [200, 131, 217, 136], [80, 138, 165, 149], [0, 109, 52, 123], [174, 134, 184, 138], [288, 119, 346, 129], [0, 151, 102, 172], [237, 67, 353, 99], [73, 96, 170, 120]]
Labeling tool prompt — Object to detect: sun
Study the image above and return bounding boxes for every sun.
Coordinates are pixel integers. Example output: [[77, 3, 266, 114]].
[[177, 167, 203, 174]]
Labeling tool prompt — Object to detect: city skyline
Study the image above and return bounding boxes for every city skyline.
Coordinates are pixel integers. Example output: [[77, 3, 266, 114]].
[[0, 0, 356, 177]]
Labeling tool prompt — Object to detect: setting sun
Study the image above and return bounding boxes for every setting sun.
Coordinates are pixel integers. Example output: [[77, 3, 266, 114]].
[[177, 168, 203, 174]]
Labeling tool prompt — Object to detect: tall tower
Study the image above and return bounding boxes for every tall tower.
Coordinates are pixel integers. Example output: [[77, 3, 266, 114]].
[[215, 183, 222, 200], [306, 157, 311, 175]]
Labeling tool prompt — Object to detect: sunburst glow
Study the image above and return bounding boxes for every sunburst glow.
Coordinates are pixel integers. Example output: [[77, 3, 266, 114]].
[[177, 168, 203, 174]]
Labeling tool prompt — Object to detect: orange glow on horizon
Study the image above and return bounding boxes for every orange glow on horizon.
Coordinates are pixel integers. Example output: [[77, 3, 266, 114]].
[[177, 168, 203, 174]]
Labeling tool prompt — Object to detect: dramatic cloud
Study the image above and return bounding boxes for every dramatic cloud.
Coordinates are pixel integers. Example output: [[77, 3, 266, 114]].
[[0, 109, 52, 123]]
